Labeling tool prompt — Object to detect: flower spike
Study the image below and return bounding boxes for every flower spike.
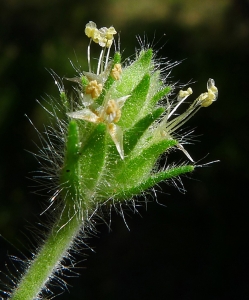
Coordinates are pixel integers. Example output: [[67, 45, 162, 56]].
[[8, 21, 219, 300]]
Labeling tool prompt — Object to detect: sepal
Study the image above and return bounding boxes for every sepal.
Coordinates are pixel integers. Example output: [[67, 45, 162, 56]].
[[124, 107, 165, 154], [119, 73, 151, 128], [113, 165, 195, 200], [111, 49, 153, 97]]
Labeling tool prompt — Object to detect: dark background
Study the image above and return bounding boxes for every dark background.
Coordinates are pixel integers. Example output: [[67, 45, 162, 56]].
[[0, 0, 249, 299]]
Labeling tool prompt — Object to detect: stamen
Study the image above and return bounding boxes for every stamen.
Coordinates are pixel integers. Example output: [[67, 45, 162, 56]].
[[105, 99, 121, 123], [111, 64, 122, 81], [105, 46, 111, 70], [97, 49, 104, 75], [101, 47, 106, 74], [87, 40, 92, 73], [85, 80, 103, 99], [166, 99, 201, 134], [199, 78, 218, 107], [168, 87, 193, 120]]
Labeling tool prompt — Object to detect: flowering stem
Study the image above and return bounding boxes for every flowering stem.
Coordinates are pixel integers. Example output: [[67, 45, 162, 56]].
[[6, 21, 218, 299], [10, 207, 87, 300], [10, 118, 193, 300], [10, 122, 92, 300]]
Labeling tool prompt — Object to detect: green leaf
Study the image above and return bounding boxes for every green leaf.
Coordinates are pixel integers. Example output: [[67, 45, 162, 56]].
[[116, 139, 178, 186], [81, 75, 89, 88], [119, 73, 151, 128], [111, 49, 153, 98], [124, 107, 165, 154], [60, 91, 69, 111], [60, 120, 81, 206], [79, 123, 107, 194], [114, 165, 195, 200], [148, 85, 171, 110]]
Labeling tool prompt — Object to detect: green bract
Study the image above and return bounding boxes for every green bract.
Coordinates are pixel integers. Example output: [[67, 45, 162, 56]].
[[62, 49, 194, 210]]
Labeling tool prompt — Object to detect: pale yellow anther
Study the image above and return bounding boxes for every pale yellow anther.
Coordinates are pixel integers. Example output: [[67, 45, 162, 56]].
[[210, 85, 218, 94], [106, 39, 113, 48], [105, 99, 121, 123], [111, 64, 122, 80], [108, 122, 115, 133], [105, 26, 117, 39], [85, 80, 103, 99], [199, 90, 215, 107], [98, 26, 117, 48], [178, 87, 193, 99], [199, 78, 218, 107], [85, 21, 100, 43]]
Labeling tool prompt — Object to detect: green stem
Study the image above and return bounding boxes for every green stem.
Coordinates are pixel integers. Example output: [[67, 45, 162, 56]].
[[10, 203, 87, 300], [11, 120, 89, 300]]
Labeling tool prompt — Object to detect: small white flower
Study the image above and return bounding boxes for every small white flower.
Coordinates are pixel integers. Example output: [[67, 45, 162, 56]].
[[67, 95, 130, 159]]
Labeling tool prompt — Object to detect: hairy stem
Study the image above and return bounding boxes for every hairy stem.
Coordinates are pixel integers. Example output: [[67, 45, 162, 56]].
[[11, 120, 88, 299], [10, 203, 87, 300]]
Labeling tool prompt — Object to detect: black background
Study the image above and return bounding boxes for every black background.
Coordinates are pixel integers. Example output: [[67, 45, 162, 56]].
[[0, 0, 249, 299]]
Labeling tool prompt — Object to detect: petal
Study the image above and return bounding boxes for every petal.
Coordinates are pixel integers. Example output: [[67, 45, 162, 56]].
[[115, 95, 131, 109], [65, 77, 81, 84], [67, 108, 100, 123], [108, 123, 124, 159], [83, 61, 112, 83], [83, 71, 102, 82], [81, 94, 94, 107]]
